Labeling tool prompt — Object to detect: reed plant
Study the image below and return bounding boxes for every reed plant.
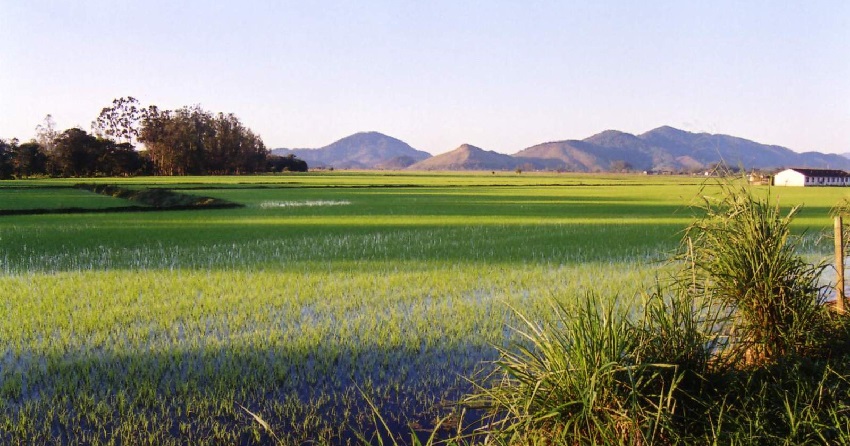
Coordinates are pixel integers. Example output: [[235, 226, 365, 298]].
[[679, 181, 830, 363], [465, 293, 701, 445]]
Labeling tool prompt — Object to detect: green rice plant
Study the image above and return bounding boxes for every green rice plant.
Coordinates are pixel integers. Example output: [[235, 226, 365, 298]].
[[1, 174, 844, 443], [679, 180, 830, 363], [354, 387, 470, 446], [238, 403, 282, 444]]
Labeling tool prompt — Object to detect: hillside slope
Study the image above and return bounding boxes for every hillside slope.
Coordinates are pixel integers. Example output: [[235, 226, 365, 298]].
[[408, 144, 517, 170], [272, 132, 431, 169]]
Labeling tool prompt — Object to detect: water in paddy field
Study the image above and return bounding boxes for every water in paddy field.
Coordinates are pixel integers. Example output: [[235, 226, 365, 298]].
[[818, 257, 847, 304]]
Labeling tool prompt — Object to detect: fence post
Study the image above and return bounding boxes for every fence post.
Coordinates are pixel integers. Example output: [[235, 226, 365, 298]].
[[835, 216, 845, 313]]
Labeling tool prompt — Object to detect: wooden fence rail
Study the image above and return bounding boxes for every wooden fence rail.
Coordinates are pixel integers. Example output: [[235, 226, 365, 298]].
[[835, 216, 846, 313]]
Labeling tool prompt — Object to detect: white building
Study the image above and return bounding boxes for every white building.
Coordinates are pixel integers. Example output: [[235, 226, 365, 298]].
[[773, 168, 850, 187]]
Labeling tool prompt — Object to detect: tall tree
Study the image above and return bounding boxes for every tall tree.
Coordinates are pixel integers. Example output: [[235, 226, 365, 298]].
[[35, 114, 58, 154], [92, 96, 144, 145], [206, 113, 267, 174]]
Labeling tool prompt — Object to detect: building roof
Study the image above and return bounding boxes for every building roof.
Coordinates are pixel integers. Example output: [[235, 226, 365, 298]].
[[783, 168, 850, 177]]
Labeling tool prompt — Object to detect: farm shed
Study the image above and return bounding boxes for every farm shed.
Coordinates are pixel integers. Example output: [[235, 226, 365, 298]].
[[772, 168, 850, 187], [748, 172, 771, 185]]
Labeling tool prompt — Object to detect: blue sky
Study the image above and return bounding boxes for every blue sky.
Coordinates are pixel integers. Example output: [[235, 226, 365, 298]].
[[1, 1, 848, 154]]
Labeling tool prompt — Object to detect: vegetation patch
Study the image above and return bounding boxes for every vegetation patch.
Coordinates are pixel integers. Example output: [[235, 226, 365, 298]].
[[76, 183, 242, 209]]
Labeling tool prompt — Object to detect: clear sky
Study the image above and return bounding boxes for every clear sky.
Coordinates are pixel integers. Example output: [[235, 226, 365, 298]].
[[1, 1, 848, 155]]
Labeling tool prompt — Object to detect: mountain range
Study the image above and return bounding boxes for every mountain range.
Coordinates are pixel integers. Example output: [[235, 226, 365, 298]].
[[272, 127, 850, 172]]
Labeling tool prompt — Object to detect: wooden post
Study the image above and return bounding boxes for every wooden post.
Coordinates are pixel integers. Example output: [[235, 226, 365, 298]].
[[835, 216, 845, 313]]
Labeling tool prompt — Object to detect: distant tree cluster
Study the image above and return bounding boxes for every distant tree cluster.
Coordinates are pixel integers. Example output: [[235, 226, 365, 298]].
[[0, 140, 45, 178], [0, 97, 307, 179], [139, 104, 268, 175], [0, 125, 152, 179]]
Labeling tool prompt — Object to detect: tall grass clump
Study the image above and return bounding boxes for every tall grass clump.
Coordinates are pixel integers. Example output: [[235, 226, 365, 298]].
[[680, 181, 830, 362], [466, 292, 722, 445]]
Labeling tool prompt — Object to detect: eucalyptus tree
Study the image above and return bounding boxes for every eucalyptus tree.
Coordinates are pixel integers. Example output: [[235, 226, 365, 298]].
[[139, 105, 211, 175], [139, 105, 268, 175], [34, 114, 58, 154], [92, 96, 145, 145]]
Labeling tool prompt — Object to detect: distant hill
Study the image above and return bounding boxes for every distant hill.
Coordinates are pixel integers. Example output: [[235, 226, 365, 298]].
[[512, 126, 850, 172], [408, 144, 517, 171], [271, 132, 431, 169]]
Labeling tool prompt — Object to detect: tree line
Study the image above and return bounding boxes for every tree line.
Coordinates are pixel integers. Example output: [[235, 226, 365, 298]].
[[0, 98, 307, 179]]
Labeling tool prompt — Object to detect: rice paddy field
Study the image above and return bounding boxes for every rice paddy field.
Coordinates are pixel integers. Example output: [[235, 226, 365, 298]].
[[1, 172, 847, 444]]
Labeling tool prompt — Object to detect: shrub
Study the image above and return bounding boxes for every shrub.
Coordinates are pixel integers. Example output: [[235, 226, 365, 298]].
[[678, 181, 830, 363]]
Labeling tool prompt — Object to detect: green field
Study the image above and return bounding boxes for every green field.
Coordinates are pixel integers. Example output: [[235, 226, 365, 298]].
[[0, 186, 145, 212], [1, 173, 847, 444]]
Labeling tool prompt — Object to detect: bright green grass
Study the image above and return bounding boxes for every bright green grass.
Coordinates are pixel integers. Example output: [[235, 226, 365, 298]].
[[0, 173, 847, 443], [0, 187, 142, 211]]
